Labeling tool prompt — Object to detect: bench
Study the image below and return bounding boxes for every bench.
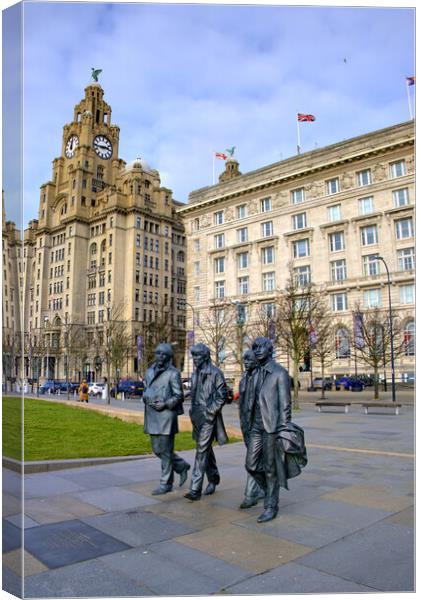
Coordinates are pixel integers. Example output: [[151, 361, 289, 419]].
[[315, 401, 351, 414], [361, 402, 402, 415]]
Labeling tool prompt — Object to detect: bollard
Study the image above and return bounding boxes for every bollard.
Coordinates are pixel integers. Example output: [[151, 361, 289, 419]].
[[74, 390, 77, 398], [121, 391, 125, 402]]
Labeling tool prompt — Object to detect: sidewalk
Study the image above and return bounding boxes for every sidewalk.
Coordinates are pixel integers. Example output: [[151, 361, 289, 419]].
[[3, 403, 414, 597]]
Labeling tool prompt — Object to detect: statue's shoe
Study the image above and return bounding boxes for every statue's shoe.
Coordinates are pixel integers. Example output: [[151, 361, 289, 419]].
[[257, 507, 278, 523], [184, 491, 201, 501], [239, 497, 258, 509], [179, 464, 190, 487], [151, 485, 172, 495], [204, 482, 218, 495]]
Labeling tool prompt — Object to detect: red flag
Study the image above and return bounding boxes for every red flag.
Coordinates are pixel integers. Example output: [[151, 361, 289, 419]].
[[215, 152, 227, 160], [297, 113, 316, 122], [406, 76, 415, 86]]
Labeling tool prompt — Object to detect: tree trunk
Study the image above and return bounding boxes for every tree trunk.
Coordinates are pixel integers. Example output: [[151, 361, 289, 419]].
[[321, 360, 326, 400], [293, 359, 300, 410], [373, 367, 379, 399]]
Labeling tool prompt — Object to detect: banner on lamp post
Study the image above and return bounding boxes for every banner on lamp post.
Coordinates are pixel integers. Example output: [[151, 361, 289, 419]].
[[187, 331, 195, 348], [137, 335, 143, 361]]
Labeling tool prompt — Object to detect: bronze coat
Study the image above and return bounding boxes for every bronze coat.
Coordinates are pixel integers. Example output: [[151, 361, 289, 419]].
[[143, 364, 184, 435], [190, 361, 228, 446]]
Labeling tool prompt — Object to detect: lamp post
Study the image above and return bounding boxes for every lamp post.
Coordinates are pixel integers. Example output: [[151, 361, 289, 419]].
[[179, 300, 195, 380], [377, 256, 396, 403]]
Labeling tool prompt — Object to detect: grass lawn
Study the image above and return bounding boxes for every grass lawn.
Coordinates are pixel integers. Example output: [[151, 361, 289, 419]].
[[2, 397, 239, 462]]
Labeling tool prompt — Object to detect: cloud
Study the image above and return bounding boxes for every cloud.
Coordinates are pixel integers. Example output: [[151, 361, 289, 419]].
[[2, 2, 414, 226]]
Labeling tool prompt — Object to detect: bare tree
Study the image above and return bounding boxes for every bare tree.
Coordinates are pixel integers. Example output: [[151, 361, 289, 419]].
[[196, 300, 236, 367], [309, 298, 336, 399], [62, 321, 89, 398], [101, 302, 133, 403], [352, 304, 404, 400], [138, 302, 175, 374], [274, 265, 322, 409]]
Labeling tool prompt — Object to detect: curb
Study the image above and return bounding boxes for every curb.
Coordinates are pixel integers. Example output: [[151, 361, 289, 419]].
[[3, 453, 155, 474]]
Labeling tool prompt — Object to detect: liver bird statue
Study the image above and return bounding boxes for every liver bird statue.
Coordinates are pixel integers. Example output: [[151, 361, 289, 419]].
[[91, 68, 102, 82]]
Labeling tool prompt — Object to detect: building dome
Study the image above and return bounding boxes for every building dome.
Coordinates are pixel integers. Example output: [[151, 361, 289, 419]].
[[124, 157, 154, 174]]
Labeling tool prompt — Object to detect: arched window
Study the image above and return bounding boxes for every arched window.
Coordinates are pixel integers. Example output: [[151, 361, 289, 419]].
[[404, 321, 415, 356], [100, 239, 106, 253], [335, 327, 350, 358], [90, 243, 97, 256]]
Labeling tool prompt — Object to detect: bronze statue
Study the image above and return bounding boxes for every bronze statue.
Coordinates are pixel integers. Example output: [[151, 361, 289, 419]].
[[245, 337, 307, 522], [238, 349, 265, 509], [184, 343, 228, 501], [143, 343, 190, 495]]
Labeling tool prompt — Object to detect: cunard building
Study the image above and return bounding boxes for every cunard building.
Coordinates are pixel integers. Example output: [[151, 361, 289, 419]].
[[23, 79, 186, 382], [178, 121, 415, 385]]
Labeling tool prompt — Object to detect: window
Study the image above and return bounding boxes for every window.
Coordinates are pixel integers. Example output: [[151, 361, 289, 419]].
[[136, 235, 141, 247], [214, 233, 225, 249], [330, 259, 347, 281], [194, 286, 200, 302], [293, 239, 309, 258], [357, 169, 371, 187], [362, 254, 380, 276], [261, 246, 274, 265], [261, 197, 272, 212], [194, 239, 200, 252], [238, 252, 249, 269], [393, 188, 409, 207], [292, 213, 307, 230], [291, 188, 304, 205], [215, 280, 225, 298], [263, 303, 275, 318], [294, 265, 311, 286], [400, 284, 414, 304], [237, 204, 247, 219], [395, 218, 413, 240], [194, 261, 200, 275], [262, 271, 276, 292], [214, 257, 225, 274], [390, 160, 406, 178], [237, 227, 248, 243], [261, 221, 273, 237], [363, 288, 381, 307], [358, 196, 374, 215], [397, 247, 415, 271], [361, 225, 378, 246], [326, 177, 339, 195], [328, 204, 341, 222], [136, 216, 141, 229], [335, 327, 350, 358], [238, 276, 249, 295], [214, 210, 224, 225], [329, 231, 345, 252], [404, 321, 415, 356], [331, 293, 348, 311], [193, 218, 199, 232]]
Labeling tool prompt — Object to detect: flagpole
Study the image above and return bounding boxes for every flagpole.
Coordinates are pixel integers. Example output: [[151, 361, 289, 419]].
[[212, 152, 215, 185], [406, 82, 413, 119], [296, 112, 301, 155]]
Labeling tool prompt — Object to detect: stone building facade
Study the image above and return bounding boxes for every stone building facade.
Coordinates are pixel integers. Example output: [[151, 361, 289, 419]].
[[21, 81, 186, 382], [178, 121, 415, 384]]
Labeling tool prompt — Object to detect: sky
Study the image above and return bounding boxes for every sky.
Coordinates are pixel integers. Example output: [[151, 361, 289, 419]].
[[2, 1, 416, 227]]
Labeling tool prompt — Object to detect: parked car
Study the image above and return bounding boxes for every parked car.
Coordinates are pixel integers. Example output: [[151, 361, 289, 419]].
[[335, 376, 365, 391], [111, 379, 144, 398], [308, 377, 333, 391], [39, 380, 61, 394], [88, 382, 105, 396]]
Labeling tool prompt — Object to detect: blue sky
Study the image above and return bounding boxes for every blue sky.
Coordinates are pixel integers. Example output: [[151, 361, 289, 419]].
[[2, 1, 415, 227]]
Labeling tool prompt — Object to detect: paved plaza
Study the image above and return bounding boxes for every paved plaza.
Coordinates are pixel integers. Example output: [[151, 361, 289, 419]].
[[2, 399, 415, 597]]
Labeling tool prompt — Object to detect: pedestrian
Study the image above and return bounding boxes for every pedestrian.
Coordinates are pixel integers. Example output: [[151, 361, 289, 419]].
[[79, 379, 89, 403]]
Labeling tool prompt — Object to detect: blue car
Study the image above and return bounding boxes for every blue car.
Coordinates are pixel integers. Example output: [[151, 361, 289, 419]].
[[111, 380, 144, 398], [335, 376, 365, 391]]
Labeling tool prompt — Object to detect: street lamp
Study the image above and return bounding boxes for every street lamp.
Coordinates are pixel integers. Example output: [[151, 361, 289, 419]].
[[377, 256, 396, 403], [178, 300, 195, 380]]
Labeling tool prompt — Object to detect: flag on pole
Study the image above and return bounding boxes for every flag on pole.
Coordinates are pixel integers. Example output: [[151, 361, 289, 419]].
[[297, 113, 316, 122], [215, 152, 227, 160], [406, 76, 416, 86]]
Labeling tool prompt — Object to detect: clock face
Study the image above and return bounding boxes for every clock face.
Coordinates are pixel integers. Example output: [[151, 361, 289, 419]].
[[65, 135, 79, 158], [93, 135, 113, 159]]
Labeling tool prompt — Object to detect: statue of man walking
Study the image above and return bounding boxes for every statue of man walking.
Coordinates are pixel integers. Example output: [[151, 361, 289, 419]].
[[143, 343, 190, 495], [184, 343, 228, 501]]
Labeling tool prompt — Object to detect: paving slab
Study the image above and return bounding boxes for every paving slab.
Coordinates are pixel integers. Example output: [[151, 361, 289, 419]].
[[321, 483, 414, 512], [24, 557, 153, 598], [297, 519, 414, 592], [2, 564, 22, 598], [24, 473, 84, 498], [176, 523, 314, 573], [71, 485, 159, 511], [2, 469, 22, 497], [3, 549, 49, 577], [5, 513, 40, 529], [56, 468, 135, 489], [24, 494, 104, 525], [146, 497, 242, 529], [99, 547, 233, 596], [81, 508, 197, 546], [2, 519, 21, 552], [225, 561, 378, 594], [24, 519, 131, 569], [2, 492, 22, 517]]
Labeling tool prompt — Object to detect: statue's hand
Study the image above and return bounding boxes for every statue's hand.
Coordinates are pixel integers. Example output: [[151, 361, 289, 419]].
[[153, 400, 166, 411]]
